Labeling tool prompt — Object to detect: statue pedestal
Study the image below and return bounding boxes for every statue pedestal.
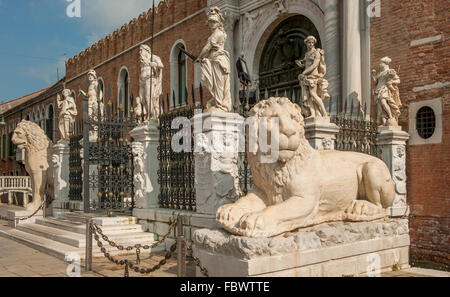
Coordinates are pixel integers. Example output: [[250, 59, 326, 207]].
[[193, 219, 410, 277], [130, 121, 160, 211], [304, 117, 340, 150], [378, 126, 410, 217], [190, 111, 244, 216], [52, 141, 71, 213]]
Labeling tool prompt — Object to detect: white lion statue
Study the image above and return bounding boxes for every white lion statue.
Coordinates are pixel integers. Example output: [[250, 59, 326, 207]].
[[12, 121, 54, 211], [217, 97, 395, 237]]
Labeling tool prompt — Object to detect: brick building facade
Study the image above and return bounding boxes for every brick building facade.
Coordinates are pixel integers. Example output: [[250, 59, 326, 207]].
[[371, 0, 449, 268], [0, 0, 448, 268]]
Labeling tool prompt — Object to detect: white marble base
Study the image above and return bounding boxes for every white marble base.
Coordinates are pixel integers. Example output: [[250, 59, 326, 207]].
[[304, 117, 340, 150], [193, 219, 410, 277], [0, 205, 43, 228]]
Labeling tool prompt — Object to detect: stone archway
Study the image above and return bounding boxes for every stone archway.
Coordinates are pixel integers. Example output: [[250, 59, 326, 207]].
[[258, 15, 321, 100]]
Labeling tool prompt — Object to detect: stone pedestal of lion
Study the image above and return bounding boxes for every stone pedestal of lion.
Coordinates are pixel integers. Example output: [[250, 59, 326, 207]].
[[192, 98, 410, 277]]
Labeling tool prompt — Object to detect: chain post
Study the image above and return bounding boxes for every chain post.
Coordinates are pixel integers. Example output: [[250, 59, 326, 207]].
[[85, 219, 93, 272], [177, 215, 186, 277]]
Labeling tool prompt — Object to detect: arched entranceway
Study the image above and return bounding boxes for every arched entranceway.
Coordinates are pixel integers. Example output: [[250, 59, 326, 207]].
[[258, 15, 321, 102]]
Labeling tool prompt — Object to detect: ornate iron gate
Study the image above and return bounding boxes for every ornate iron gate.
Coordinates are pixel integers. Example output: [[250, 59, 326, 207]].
[[69, 130, 83, 201], [82, 99, 137, 213], [158, 88, 200, 211]]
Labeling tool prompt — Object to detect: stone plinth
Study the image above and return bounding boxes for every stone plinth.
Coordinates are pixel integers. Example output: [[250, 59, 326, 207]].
[[52, 141, 70, 212], [190, 111, 244, 216], [130, 121, 160, 210], [378, 126, 410, 217], [193, 219, 410, 277], [304, 117, 340, 150]]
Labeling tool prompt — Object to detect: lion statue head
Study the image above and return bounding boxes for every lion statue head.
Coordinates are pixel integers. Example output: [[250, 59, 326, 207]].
[[12, 121, 51, 153], [246, 97, 314, 204]]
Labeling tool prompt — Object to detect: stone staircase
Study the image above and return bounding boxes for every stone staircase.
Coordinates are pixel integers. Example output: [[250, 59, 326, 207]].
[[0, 212, 164, 261]]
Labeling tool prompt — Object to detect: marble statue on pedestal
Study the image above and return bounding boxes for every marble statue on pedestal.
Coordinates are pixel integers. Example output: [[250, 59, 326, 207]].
[[372, 57, 402, 127], [216, 98, 396, 238], [12, 121, 54, 211], [57, 89, 77, 142], [196, 7, 232, 113], [137, 44, 163, 121], [296, 36, 330, 119], [79, 69, 104, 138]]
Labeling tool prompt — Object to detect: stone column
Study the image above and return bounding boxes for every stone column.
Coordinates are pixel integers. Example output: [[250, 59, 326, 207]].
[[324, 0, 341, 110], [52, 141, 70, 213], [191, 111, 243, 216], [343, 1, 363, 112], [378, 126, 410, 217], [304, 118, 340, 150], [129, 121, 160, 211]]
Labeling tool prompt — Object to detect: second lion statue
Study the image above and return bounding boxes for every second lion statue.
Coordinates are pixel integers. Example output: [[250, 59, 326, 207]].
[[217, 97, 395, 238], [12, 121, 54, 211]]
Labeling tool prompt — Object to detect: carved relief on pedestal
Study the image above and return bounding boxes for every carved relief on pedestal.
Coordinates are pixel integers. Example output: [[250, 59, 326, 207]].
[[392, 145, 407, 207], [132, 142, 152, 209]]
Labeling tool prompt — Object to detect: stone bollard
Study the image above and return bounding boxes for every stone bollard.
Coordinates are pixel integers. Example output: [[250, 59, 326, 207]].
[[190, 110, 244, 216], [304, 117, 340, 150], [378, 126, 410, 217]]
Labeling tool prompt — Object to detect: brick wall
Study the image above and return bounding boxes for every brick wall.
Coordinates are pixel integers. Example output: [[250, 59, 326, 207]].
[[371, 0, 449, 267], [65, 0, 210, 119]]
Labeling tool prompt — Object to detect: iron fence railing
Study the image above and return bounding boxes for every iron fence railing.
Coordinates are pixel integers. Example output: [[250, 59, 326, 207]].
[[158, 85, 201, 211]]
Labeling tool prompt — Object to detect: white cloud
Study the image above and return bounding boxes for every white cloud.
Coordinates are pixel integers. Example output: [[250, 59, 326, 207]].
[[80, 0, 161, 46]]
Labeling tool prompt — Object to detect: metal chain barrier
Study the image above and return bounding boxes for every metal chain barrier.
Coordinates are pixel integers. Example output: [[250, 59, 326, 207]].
[[0, 196, 46, 222], [186, 241, 209, 277], [91, 223, 177, 277], [89, 217, 179, 277]]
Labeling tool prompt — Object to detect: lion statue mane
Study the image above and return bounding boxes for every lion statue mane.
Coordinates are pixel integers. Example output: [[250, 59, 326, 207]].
[[217, 97, 395, 237], [12, 121, 54, 211]]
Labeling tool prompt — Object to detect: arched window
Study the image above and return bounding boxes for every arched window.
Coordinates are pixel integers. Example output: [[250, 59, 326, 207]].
[[46, 105, 54, 142], [170, 40, 188, 107], [178, 49, 187, 105], [118, 67, 130, 116]]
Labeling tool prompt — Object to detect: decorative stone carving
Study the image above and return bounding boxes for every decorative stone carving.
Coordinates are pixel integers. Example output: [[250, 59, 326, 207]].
[[132, 141, 152, 209], [274, 0, 288, 16], [191, 111, 244, 215], [296, 36, 330, 119], [378, 126, 410, 217], [304, 117, 340, 150], [79, 69, 104, 138], [196, 219, 409, 259], [216, 98, 396, 238], [12, 121, 54, 211], [57, 89, 77, 142], [137, 44, 163, 121], [129, 123, 160, 210], [193, 219, 410, 277], [51, 142, 70, 211], [243, 10, 262, 51], [196, 7, 232, 113], [372, 57, 402, 127], [134, 96, 143, 124]]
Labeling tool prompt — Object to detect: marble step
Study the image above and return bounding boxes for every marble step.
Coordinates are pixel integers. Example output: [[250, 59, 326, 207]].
[[61, 213, 138, 226], [0, 227, 164, 261], [16, 223, 156, 248], [34, 218, 145, 235]]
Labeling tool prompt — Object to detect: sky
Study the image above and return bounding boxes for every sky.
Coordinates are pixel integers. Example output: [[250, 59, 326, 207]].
[[0, 0, 160, 103]]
